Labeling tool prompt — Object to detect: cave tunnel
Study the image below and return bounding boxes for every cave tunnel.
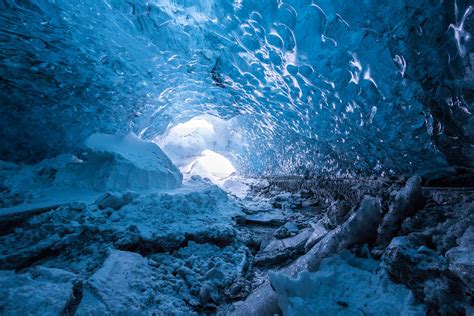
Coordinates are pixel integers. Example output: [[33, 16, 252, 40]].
[[0, 0, 473, 314]]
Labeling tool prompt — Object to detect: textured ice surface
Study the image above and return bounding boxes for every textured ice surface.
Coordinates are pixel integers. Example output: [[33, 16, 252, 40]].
[[269, 251, 424, 315], [75, 242, 249, 315], [0, 267, 78, 316], [83, 133, 182, 191], [1, 0, 472, 175], [0, 133, 183, 216], [0, 173, 247, 314]]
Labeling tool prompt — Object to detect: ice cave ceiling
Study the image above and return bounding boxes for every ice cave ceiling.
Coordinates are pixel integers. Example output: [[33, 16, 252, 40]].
[[1, 0, 473, 176]]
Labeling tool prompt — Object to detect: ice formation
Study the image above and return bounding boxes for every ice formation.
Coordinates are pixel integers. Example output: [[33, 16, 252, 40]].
[[82, 133, 182, 191], [269, 251, 424, 315], [0, 0, 473, 315], [1, 0, 473, 175]]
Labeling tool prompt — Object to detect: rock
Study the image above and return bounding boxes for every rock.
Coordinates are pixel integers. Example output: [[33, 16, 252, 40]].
[[304, 221, 329, 252], [177, 266, 195, 278], [205, 267, 225, 282], [0, 160, 20, 171], [399, 196, 473, 254], [230, 282, 279, 316], [446, 226, 474, 292], [271, 192, 302, 209], [96, 191, 137, 210], [254, 228, 313, 267], [199, 283, 219, 304], [199, 284, 212, 304], [0, 267, 78, 315], [76, 250, 158, 315], [273, 222, 299, 239], [338, 196, 383, 249], [382, 236, 468, 314], [239, 213, 286, 227], [232, 196, 383, 316], [376, 176, 423, 248], [422, 167, 474, 187], [383, 237, 449, 285], [323, 199, 352, 229], [227, 281, 245, 299], [81, 133, 182, 191]]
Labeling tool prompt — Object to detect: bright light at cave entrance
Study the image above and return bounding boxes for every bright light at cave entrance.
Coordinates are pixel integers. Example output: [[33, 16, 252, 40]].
[[185, 149, 236, 182], [157, 115, 238, 184]]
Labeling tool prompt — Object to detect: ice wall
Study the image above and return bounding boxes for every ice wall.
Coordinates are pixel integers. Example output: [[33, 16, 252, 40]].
[[1, 0, 473, 175]]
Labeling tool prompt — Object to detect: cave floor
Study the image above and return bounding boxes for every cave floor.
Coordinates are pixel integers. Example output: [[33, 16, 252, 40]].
[[0, 176, 473, 315]]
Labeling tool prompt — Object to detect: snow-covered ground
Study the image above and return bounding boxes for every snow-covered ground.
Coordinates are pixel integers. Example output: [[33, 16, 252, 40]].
[[1, 134, 472, 315], [270, 251, 424, 315]]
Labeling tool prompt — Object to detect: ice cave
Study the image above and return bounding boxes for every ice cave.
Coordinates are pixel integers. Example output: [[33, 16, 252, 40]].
[[0, 0, 473, 315]]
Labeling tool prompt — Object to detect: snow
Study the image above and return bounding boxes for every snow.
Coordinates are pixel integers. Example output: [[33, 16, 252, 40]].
[[0, 175, 241, 262], [0, 133, 183, 216], [269, 251, 424, 315], [0, 267, 78, 316], [83, 132, 182, 191], [76, 241, 250, 315], [104, 179, 240, 241], [76, 250, 161, 315]]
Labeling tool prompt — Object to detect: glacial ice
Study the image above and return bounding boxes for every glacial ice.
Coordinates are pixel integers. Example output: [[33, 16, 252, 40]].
[[0, 267, 79, 315], [0, 132, 184, 219], [269, 251, 424, 315], [0, 0, 473, 315], [2, 0, 472, 175], [82, 132, 183, 191]]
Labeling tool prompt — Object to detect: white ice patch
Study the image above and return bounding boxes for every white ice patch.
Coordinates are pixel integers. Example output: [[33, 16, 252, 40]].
[[0, 267, 77, 315], [82, 133, 182, 191], [2, 133, 182, 204], [109, 180, 239, 240], [269, 251, 424, 315]]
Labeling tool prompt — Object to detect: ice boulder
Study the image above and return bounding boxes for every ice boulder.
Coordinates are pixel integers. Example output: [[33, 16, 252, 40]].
[[82, 133, 182, 191], [269, 251, 424, 315], [0, 267, 78, 315]]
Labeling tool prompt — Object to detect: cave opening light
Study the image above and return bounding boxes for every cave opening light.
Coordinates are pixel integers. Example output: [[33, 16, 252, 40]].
[[156, 115, 238, 186]]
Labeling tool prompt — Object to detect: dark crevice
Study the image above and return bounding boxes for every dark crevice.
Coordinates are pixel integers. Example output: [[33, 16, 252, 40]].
[[61, 281, 84, 316]]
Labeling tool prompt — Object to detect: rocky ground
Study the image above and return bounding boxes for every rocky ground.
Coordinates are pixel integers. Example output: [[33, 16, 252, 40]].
[[0, 170, 473, 315]]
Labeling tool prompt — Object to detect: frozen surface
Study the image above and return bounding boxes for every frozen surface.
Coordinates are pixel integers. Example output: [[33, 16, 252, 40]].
[[2, 0, 473, 175], [269, 251, 424, 315], [0, 171, 472, 314], [0, 133, 182, 215], [82, 133, 182, 191], [2, 178, 239, 245], [76, 241, 249, 315], [76, 250, 169, 315], [0, 267, 78, 316], [102, 179, 239, 241]]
